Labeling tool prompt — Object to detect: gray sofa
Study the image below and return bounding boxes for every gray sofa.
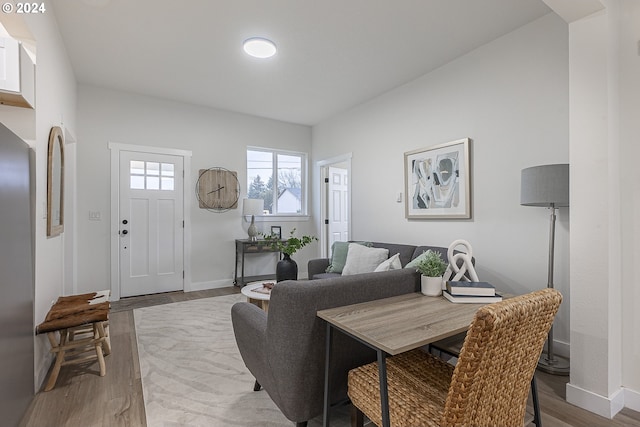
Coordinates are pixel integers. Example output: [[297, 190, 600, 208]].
[[231, 242, 462, 426]]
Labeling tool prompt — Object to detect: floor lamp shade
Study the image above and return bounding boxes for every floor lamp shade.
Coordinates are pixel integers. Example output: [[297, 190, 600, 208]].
[[520, 163, 569, 375], [521, 164, 569, 207]]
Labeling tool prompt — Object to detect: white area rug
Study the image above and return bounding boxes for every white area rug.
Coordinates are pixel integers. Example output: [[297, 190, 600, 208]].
[[135, 294, 350, 427]]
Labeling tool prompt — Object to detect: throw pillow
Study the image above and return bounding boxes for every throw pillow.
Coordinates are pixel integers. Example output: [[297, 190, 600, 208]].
[[342, 243, 389, 276], [404, 250, 432, 270], [326, 241, 371, 273], [373, 253, 402, 272]]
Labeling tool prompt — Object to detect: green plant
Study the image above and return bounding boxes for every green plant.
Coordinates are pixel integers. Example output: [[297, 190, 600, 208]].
[[415, 250, 448, 277], [262, 228, 318, 256]]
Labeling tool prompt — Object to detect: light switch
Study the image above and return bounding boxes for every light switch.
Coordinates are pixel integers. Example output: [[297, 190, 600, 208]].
[[89, 211, 101, 221]]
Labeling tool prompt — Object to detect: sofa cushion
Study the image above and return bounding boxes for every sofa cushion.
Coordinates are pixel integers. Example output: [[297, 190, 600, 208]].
[[374, 253, 402, 272], [369, 242, 417, 267], [342, 243, 389, 276], [326, 241, 372, 273]]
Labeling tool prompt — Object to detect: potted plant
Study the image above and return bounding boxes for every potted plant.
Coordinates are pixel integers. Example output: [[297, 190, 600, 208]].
[[263, 228, 318, 281], [414, 250, 448, 296]]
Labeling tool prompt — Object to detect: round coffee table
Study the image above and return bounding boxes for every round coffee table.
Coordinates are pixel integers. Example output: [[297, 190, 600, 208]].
[[241, 281, 274, 312]]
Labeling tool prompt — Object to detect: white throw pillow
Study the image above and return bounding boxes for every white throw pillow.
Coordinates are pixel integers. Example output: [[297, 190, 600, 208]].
[[373, 253, 402, 272], [342, 243, 389, 276]]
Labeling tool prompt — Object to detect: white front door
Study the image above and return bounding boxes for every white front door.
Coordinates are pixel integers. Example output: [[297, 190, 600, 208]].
[[328, 166, 349, 247], [119, 151, 184, 297]]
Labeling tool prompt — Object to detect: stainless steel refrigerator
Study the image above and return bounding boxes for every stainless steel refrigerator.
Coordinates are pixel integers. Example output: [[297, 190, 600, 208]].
[[0, 122, 35, 425]]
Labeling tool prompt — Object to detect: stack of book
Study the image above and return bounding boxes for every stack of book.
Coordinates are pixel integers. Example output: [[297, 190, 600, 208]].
[[443, 281, 503, 303]]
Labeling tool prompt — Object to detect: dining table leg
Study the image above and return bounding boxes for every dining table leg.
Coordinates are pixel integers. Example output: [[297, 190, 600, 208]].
[[377, 350, 390, 427], [323, 323, 333, 427]]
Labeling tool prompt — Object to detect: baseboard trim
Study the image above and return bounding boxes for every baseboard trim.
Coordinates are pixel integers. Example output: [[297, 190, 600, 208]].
[[187, 273, 309, 292], [34, 337, 52, 393], [566, 382, 625, 419], [550, 339, 570, 359], [187, 279, 233, 292], [625, 387, 640, 412]]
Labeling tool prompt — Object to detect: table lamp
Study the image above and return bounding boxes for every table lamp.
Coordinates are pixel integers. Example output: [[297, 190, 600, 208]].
[[243, 198, 264, 241], [521, 163, 569, 375]]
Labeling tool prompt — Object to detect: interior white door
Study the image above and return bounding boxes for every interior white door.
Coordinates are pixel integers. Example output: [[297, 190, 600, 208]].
[[328, 166, 349, 247], [119, 151, 184, 297]]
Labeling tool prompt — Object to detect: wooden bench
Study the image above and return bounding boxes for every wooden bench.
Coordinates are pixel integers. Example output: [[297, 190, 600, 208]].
[[36, 291, 111, 391]]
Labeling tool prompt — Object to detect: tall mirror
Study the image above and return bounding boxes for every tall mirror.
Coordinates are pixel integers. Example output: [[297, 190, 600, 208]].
[[47, 126, 64, 237]]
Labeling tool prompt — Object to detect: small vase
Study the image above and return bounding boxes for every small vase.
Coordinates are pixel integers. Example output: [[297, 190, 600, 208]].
[[276, 253, 298, 282], [421, 275, 443, 296]]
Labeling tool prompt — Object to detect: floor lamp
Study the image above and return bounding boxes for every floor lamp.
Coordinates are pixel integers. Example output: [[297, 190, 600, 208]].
[[521, 163, 570, 375]]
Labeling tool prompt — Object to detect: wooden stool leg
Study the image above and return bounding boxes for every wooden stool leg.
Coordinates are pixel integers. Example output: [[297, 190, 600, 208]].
[[93, 323, 106, 377], [104, 321, 111, 354], [96, 321, 111, 356], [44, 329, 68, 392]]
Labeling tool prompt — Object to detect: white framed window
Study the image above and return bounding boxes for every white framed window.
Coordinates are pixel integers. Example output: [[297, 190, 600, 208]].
[[247, 147, 308, 215]]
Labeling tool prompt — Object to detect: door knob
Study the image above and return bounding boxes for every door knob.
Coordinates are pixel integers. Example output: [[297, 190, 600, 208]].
[[122, 219, 128, 224], [122, 230, 128, 235]]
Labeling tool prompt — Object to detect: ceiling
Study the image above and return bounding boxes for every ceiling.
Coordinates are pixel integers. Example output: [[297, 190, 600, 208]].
[[52, 0, 551, 126]]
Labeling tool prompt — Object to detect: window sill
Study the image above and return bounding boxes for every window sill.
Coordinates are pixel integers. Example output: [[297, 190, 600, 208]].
[[249, 215, 310, 223]]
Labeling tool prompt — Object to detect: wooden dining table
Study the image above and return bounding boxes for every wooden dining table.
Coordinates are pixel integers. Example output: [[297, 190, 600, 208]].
[[317, 291, 495, 427]]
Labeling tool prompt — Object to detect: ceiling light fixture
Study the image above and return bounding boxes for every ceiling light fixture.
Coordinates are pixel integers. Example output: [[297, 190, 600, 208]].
[[243, 37, 277, 59]]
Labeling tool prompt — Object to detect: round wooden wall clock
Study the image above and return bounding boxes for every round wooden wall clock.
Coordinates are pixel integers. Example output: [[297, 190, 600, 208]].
[[196, 167, 240, 212]]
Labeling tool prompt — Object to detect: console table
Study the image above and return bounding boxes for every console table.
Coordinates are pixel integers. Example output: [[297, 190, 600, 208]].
[[234, 239, 283, 286]]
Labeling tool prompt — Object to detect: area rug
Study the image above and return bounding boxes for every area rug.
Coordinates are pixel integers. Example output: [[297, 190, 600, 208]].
[[134, 294, 351, 427]]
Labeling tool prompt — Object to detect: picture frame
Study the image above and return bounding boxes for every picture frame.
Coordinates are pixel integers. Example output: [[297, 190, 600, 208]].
[[270, 226, 282, 239], [404, 138, 471, 219], [47, 126, 65, 237]]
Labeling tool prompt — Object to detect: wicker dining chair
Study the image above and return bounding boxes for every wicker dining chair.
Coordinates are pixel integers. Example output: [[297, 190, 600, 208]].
[[429, 333, 543, 426], [348, 288, 562, 427]]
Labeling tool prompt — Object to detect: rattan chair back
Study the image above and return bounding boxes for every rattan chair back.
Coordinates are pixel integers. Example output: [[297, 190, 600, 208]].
[[442, 288, 562, 426]]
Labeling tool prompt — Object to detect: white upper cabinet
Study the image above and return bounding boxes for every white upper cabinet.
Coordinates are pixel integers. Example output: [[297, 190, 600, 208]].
[[0, 37, 35, 109]]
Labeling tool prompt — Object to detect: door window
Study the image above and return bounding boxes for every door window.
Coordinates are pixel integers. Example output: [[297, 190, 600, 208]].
[[130, 160, 175, 191]]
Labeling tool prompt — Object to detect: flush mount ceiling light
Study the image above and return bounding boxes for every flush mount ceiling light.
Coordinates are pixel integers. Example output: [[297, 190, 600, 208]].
[[243, 37, 277, 59]]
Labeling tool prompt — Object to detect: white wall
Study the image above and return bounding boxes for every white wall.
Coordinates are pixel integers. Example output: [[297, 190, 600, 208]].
[[0, 7, 78, 390], [565, 0, 640, 417], [312, 13, 570, 348], [618, 0, 640, 404], [28, 11, 78, 390], [76, 85, 315, 295]]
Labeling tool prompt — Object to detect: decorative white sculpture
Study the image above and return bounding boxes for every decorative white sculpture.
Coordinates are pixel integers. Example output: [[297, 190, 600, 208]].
[[443, 239, 479, 283]]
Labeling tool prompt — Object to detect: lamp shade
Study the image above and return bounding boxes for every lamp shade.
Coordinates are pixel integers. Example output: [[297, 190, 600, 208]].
[[242, 198, 264, 216], [521, 164, 569, 207]]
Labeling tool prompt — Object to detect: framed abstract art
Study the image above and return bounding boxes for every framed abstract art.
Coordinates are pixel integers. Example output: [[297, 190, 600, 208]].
[[404, 138, 471, 219]]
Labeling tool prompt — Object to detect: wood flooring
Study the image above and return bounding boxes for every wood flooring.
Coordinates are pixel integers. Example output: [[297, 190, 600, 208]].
[[19, 287, 640, 427]]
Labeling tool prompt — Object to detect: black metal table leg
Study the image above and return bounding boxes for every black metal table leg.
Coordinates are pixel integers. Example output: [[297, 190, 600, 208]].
[[377, 350, 390, 427], [234, 241, 239, 285], [323, 323, 333, 427], [241, 248, 246, 285]]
